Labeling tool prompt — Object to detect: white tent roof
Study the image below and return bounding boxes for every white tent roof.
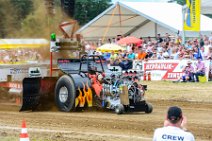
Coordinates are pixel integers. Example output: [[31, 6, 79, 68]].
[[77, 2, 212, 40], [202, 0, 212, 14]]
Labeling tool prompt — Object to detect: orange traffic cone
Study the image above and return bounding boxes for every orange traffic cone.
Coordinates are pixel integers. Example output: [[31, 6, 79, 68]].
[[20, 120, 30, 141]]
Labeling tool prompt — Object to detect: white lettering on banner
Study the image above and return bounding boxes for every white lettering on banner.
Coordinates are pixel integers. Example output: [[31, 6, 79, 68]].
[[145, 63, 173, 70], [167, 73, 183, 79], [8, 83, 22, 89], [10, 68, 28, 74], [0, 66, 48, 82]]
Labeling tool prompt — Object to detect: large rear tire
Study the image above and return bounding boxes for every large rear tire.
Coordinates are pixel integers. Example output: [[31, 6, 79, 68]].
[[55, 75, 76, 112], [145, 103, 153, 114]]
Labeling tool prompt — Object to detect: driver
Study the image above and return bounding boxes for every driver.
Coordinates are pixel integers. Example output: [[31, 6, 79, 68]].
[[88, 62, 97, 74]]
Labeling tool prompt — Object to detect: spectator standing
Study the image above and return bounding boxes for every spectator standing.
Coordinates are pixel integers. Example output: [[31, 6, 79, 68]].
[[167, 41, 174, 56], [200, 35, 204, 48], [206, 46, 212, 60], [164, 33, 171, 43], [108, 38, 111, 44], [147, 36, 152, 42], [85, 42, 91, 52], [126, 44, 131, 52], [209, 32, 212, 42], [185, 40, 192, 50], [170, 48, 179, 60], [175, 35, 182, 45], [156, 34, 163, 43], [200, 46, 207, 60], [98, 39, 103, 47], [203, 40, 211, 55], [112, 38, 116, 43], [153, 106, 195, 141], [193, 46, 202, 60]]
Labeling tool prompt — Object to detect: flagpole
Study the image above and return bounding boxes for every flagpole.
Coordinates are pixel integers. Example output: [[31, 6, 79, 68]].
[[182, 5, 186, 45]]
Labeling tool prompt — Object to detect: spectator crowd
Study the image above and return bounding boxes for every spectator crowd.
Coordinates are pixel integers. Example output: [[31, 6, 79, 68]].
[[0, 49, 42, 64], [85, 33, 212, 81]]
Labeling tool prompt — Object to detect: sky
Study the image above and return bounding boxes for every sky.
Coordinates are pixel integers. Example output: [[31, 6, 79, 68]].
[[112, 0, 169, 3]]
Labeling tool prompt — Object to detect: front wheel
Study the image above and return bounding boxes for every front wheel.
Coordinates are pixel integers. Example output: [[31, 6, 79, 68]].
[[145, 103, 153, 114], [55, 75, 76, 112]]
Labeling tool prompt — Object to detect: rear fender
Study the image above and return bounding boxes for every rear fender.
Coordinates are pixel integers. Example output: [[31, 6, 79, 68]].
[[20, 77, 57, 111]]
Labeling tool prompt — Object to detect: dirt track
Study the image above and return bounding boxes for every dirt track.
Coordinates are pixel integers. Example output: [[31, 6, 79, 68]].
[[0, 99, 212, 141]]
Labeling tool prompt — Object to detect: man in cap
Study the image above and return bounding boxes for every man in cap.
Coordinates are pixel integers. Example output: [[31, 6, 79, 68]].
[[153, 106, 195, 141], [181, 61, 194, 82]]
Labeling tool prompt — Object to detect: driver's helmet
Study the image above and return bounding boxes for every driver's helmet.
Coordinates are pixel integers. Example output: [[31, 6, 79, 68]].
[[88, 62, 97, 73]]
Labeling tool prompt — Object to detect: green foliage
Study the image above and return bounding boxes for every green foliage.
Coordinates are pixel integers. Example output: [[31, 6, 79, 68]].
[[0, 0, 34, 38], [10, 0, 33, 20], [0, 0, 19, 38], [0, 1, 6, 37], [74, 0, 111, 25], [0, 0, 111, 38], [0, 0, 68, 38], [16, 0, 65, 38]]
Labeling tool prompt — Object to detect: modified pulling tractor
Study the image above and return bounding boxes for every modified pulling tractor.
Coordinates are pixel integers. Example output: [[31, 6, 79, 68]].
[[20, 35, 153, 114]]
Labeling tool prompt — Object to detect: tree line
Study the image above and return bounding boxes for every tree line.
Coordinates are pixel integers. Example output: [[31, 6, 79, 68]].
[[0, 0, 211, 38], [0, 0, 111, 38]]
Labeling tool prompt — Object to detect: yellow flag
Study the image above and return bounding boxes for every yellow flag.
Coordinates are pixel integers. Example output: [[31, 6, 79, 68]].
[[183, 0, 201, 31]]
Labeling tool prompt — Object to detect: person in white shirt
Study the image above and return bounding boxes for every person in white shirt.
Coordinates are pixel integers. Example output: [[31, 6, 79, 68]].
[[153, 106, 195, 141], [157, 50, 165, 60], [209, 33, 212, 42], [203, 40, 211, 55]]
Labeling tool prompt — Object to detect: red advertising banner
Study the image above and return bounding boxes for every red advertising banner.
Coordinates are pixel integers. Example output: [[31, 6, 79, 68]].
[[143, 60, 210, 81]]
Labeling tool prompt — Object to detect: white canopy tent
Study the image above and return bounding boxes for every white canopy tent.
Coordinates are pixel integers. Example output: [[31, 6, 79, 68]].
[[201, 0, 212, 14], [77, 1, 212, 41]]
